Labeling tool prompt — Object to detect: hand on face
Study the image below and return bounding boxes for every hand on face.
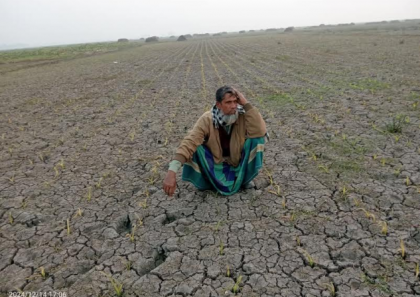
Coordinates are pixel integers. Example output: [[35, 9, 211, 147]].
[[232, 88, 248, 106]]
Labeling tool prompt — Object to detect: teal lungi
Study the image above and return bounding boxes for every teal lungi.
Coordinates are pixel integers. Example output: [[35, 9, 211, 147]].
[[182, 137, 265, 195]]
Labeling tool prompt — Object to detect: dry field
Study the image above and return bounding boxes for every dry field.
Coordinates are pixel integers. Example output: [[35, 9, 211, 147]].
[[1, 28, 420, 297]]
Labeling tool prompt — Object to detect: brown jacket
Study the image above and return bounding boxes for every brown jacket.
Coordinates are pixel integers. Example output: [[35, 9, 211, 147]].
[[174, 103, 266, 167]]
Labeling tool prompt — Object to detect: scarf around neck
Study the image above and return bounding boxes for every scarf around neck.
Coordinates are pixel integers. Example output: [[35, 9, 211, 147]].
[[211, 104, 245, 129]]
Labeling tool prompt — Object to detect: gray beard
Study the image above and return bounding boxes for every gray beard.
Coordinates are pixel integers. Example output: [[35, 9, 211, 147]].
[[220, 110, 238, 126]]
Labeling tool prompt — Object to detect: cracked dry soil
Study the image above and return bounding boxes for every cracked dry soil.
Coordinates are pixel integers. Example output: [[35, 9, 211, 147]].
[[1, 30, 420, 297]]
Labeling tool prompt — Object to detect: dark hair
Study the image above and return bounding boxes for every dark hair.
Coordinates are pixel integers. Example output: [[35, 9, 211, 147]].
[[215, 85, 237, 103]]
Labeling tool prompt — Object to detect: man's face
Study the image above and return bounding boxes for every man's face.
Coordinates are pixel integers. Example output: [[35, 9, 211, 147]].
[[216, 93, 238, 115]]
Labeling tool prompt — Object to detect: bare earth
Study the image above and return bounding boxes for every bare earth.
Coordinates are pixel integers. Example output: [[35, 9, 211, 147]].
[[1, 30, 420, 297]]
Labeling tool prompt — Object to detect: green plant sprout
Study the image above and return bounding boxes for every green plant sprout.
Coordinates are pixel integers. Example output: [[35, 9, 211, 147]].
[[290, 212, 296, 223], [296, 236, 301, 247], [342, 186, 347, 196], [9, 212, 14, 224], [394, 167, 401, 177], [226, 265, 230, 277], [385, 115, 405, 133], [86, 187, 92, 201], [213, 221, 222, 232], [232, 275, 243, 294], [381, 158, 386, 166], [219, 241, 225, 255], [125, 260, 131, 271], [39, 267, 47, 279], [415, 263, 419, 278]]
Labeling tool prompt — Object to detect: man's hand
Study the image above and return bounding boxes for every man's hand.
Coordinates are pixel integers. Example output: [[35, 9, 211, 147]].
[[233, 88, 248, 106], [163, 170, 177, 197]]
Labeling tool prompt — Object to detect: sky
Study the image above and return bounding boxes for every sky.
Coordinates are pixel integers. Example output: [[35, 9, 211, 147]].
[[0, 0, 419, 49]]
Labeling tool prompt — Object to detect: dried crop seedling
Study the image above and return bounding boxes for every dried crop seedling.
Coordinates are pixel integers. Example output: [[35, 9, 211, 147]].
[[264, 168, 274, 186], [268, 184, 282, 197], [357, 208, 376, 222], [66, 219, 71, 235], [301, 249, 315, 267], [73, 208, 83, 218], [399, 239, 406, 259], [86, 187, 92, 201], [324, 282, 336, 297], [101, 272, 123, 297], [39, 267, 47, 280], [126, 224, 137, 242], [139, 198, 148, 209], [379, 221, 388, 235]]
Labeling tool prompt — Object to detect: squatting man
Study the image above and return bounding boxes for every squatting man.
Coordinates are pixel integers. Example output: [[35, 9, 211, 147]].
[[163, 86, 267, 196]]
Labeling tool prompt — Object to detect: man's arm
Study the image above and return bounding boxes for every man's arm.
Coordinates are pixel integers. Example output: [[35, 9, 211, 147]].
[[243, 103, 267, 137], [163, 115, 209, 196], [173, 115, 209, 164], [234, 88, 267, 138]]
